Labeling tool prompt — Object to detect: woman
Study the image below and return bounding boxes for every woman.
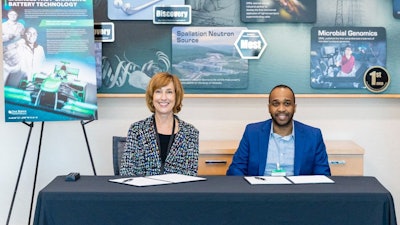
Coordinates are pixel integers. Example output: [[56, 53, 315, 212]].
[[120, 72, 199, 176]]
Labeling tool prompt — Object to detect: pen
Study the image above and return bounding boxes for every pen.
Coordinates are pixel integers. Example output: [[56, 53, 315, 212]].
[[122, 178, 133, 183], [254, 176, 266, 181]]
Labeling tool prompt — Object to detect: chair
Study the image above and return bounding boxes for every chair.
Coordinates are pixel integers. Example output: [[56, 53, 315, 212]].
[[112, 136, 127, 176]]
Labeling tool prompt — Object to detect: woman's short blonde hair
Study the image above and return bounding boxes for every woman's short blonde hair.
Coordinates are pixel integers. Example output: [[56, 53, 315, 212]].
[[146, 72, 184, 113]]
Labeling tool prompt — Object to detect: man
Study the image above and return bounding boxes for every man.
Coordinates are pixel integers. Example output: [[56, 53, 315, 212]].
[[19, 27, 46, 81], [227, 84, 331, 176], [2, 9, 25, 85], [337, 46, 355, 76], [2, 9, 25, 43]]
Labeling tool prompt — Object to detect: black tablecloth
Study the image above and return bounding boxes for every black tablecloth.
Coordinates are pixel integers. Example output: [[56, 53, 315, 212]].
[[33, 176, 397, 225]]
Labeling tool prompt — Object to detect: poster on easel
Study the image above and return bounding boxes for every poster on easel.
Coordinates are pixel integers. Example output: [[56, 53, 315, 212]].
[[2, 0, 98, 122]]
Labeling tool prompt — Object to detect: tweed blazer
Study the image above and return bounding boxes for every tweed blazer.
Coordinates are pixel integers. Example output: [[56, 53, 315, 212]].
[[120, 115, 199, 176]]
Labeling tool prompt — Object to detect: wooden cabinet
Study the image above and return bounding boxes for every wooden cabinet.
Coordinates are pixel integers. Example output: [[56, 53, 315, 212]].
[[198, 140, 364, 176], [326, 140, 364, 176], [198, 140, 238, 176]]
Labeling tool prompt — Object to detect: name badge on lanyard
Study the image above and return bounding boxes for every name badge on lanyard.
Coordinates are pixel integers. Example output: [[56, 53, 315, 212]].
[[272, 162, 286, 177], [271, 169, 286, 176]]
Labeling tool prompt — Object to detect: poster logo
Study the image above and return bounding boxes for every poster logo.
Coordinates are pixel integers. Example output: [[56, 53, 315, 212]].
[[363, 66, 390, 93], [94, 22, 115, 42], [153, 5, 191, 24], [234, 30, 267, 59]]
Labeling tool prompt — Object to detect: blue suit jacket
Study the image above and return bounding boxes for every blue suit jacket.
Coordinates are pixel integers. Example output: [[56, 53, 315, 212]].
[[227, 119, 331, 176]]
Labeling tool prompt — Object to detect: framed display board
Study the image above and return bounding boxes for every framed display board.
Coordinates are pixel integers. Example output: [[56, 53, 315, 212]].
[[93, 0, 400, 97]]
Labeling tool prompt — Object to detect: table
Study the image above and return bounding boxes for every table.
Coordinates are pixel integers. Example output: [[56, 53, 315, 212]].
[[33, 176, 397, 225]]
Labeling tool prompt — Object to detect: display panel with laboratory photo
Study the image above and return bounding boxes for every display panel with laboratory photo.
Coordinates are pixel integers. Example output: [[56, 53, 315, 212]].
[[310, 27, 386, 89]]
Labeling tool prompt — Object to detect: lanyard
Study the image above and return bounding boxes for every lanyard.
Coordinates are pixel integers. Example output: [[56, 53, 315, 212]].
[[271, 134, 281, 170]]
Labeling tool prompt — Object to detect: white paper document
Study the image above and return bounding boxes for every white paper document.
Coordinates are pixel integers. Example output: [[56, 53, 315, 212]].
[[109, 177, 172, 187], [109, 173, 206, 187], [286, 175, 335, 184], [147, 173, 207, 183], [244, 176, 292, 185]]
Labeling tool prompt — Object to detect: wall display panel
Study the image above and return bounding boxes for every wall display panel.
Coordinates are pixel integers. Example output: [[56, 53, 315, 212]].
[[94, 0, 400, 97], [310, 27, 387, 89], [394, 0, 400, 18]]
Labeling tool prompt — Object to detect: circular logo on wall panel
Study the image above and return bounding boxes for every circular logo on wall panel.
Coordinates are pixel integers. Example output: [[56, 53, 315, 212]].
[[363, 66, 390, 93]]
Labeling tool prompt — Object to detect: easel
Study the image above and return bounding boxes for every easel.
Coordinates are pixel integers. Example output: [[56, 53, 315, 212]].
[[6, 119, 96, 225]]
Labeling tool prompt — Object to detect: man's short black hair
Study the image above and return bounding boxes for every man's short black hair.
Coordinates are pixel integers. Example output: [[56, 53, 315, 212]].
[[269, 84, 295, 103]]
